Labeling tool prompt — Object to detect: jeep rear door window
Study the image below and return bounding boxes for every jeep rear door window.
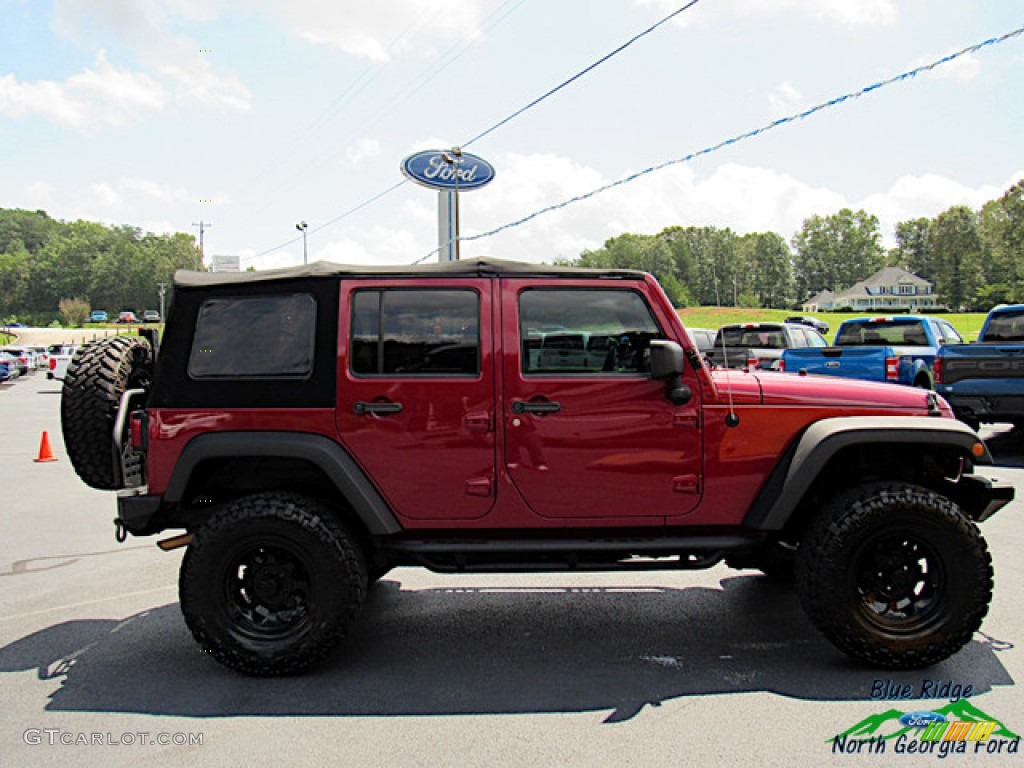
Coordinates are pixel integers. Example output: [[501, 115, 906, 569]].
[[188, 293, 316, 380], [519, 289, 661, 374], [351, 289, 479, 375]]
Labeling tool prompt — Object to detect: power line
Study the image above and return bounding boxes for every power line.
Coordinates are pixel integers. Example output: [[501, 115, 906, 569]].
[[252, 0, 703, 259], [463, 0, 703, 148], [243, 0, 528, 227], [416, 24, 1024, 261], [251, 180, 408, 259]]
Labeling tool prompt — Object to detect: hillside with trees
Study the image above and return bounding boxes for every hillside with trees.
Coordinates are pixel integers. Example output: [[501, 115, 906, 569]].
[[0, 209, 199, 325], [567, 179, 1024, 311]]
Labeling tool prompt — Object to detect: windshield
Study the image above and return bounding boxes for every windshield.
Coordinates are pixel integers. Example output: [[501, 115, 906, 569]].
[[714, 326, 784, 349], [835, 320, 929, 346], [982, 310, 1024, 342]]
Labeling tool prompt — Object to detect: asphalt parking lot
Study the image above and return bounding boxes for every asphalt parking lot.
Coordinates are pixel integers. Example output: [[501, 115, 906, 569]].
[[1, 370, 1021, 767]]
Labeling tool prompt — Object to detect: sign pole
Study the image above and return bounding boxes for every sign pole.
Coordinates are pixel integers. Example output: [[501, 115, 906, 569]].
[[437, 191, 458, 262]]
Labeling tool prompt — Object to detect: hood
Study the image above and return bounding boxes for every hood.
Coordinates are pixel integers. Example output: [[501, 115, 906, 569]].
[[753, 370, 949, 413]]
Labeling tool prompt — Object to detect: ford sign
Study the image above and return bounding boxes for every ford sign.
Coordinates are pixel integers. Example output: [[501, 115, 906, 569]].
[[899, 711, 947, 729], [401, 150, 495, 191]]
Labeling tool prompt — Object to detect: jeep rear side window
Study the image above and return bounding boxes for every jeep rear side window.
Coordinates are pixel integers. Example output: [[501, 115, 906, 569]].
[[351, 289, 479, 375], [519, 289, 661, 375], [188, 294, 317, 380]]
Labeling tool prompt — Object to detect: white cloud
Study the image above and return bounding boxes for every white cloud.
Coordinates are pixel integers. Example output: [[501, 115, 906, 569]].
[[917, 51, 983, 83], [453, 155, 847, 261], [857, 172, 1024, 244], [346, 138, 382, 167], [768, 81, 805, 118], [50, 0, 251, 115], [120, 178, 193, 203], [0, 51, 167, 127], [13, 176, 212, 235], [91, 182, 121, 208], [640, 0, 898, 28], [253, 0, 490, 61]]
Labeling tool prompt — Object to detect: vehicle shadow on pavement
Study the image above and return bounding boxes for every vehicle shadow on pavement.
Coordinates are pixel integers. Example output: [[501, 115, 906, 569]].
[[985, 426, 1024, 468], [0, 574, 1014, 722]]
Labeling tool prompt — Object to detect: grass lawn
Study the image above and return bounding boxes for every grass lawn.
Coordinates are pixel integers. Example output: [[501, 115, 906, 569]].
[[676, 307, 989, 342], [0, 332, 12, 345]]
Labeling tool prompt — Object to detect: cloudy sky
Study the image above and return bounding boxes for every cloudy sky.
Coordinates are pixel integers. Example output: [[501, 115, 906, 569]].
[[2, 0, 1022, 270]]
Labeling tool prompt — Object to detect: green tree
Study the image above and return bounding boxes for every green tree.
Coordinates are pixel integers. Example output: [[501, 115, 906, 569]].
[[891, 218, 933, 281], [930, 206, 984, 310], [792, 209, 884, 299], [0, 240, 31, 318], [58, 297, 91, 327], [979, 181, 1024, 301], [739, 232, 793, 309]]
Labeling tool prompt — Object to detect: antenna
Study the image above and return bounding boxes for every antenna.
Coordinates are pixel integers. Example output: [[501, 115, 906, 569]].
[[716, 328, 740, 428]]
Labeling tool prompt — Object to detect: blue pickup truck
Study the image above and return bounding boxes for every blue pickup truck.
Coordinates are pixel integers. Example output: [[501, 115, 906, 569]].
[[780, 315, 964, 388], [934, 303, 1024, 429]]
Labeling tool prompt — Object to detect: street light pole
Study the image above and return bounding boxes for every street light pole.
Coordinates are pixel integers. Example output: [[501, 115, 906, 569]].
[[296, 221, 308, 265]]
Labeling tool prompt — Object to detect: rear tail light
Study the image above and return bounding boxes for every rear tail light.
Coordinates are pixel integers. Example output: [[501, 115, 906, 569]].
[[778, 358, 786, 372], [746, 357, 758, 372], [885, 356, 899, 381], [934, 357, 943, 384], [49, 357, 56, 370], [129, 411, 147, 451]]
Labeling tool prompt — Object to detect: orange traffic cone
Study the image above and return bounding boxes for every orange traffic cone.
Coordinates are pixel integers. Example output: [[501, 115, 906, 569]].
[[34, 431, 57, 463]]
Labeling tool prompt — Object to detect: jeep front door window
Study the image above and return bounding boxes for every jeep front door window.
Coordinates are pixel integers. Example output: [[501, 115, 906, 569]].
[[503, 282, 702, 521]]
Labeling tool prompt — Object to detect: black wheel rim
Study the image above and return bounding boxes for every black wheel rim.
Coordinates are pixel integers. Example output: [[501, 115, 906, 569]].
[[222, 538, 314, 647], [852, 528, 947, 636]]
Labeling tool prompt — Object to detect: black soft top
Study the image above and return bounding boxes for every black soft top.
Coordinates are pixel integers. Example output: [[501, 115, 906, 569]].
[[174, 257, 646, 288]]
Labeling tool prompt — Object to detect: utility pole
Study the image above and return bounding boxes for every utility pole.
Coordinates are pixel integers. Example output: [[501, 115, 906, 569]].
[[192, 221, 211, 270], [157, 282, 168, 321]]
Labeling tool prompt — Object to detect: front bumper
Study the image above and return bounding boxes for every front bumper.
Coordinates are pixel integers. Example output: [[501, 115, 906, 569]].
[[956, 474, 1014, 522]]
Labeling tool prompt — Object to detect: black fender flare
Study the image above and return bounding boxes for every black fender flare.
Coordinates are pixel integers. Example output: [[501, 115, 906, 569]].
[[164, 431, 402, 535], [743, 416, 990, 531]]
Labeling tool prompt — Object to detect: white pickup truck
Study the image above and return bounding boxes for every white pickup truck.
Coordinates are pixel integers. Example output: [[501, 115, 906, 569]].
[[47, 345, 77, 381]]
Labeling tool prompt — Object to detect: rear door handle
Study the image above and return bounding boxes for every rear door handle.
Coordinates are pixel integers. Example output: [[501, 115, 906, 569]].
[[354, 401, 403, 415], [512, 400, 561, 415]]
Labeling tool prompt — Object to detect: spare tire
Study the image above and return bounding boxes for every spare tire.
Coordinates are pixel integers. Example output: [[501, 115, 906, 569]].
[[61, 335, 152, 490]]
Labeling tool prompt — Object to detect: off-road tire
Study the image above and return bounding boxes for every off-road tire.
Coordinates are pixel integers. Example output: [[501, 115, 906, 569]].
[[796, 482, 992, 669], [180, 493, 367, 676], [60, 335, 152, 490]]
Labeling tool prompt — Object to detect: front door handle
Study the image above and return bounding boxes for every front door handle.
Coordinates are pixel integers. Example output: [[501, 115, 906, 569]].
[[354, 401, 403, 415], [512, 400, 561, 415]]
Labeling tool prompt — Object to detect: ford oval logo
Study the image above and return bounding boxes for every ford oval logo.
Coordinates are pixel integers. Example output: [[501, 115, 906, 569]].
[[899, 711, 947, 729], [401, 150, 495, 191]]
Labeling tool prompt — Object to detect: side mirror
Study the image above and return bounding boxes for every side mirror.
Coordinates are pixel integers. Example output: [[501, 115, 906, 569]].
[[650, 340, 692, 405], [649, 340, 685, 380]]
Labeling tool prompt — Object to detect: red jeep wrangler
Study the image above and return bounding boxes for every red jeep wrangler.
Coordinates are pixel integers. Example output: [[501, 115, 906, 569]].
[[60, 258, 1011, 675]]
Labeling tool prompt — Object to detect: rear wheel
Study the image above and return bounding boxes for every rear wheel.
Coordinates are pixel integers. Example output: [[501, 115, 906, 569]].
[[180, 493, 367, 676], [796, 482, 992, 669], [60, 335, 151, 489]]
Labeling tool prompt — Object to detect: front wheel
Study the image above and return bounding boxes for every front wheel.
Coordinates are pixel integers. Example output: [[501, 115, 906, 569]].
[[796, 482, 992, 669], [180, 493, 367, 676]]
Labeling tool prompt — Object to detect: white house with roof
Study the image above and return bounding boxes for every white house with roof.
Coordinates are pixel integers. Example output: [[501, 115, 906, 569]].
[[801, 267, 940, 313]]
